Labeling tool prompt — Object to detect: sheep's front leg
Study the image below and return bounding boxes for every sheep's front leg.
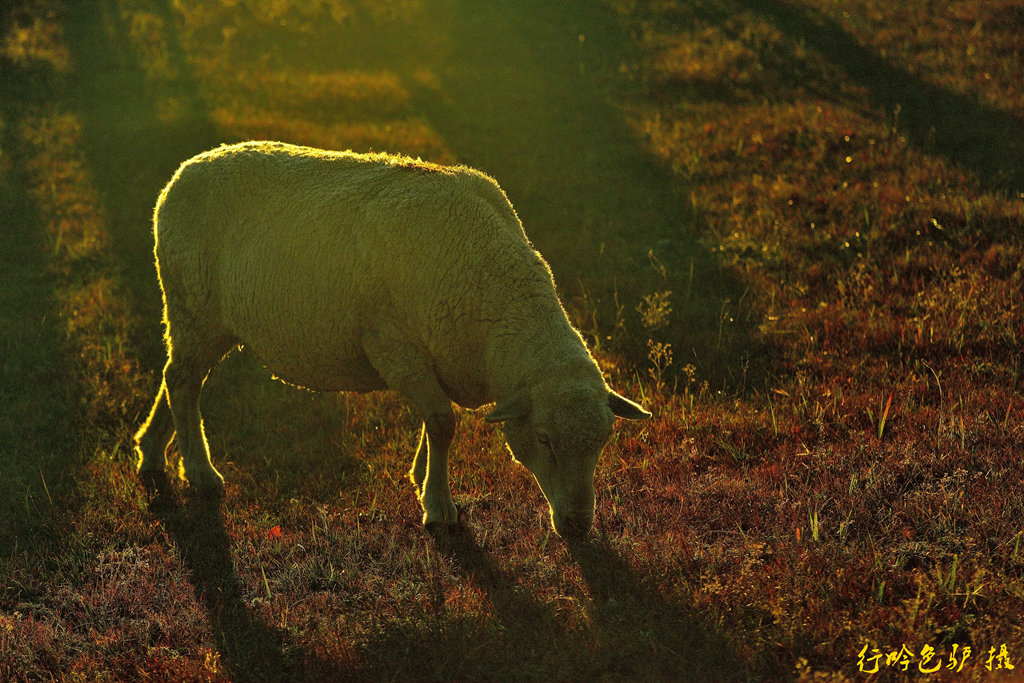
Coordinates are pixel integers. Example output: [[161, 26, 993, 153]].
[[409, 423, 428, 494], [418, 410, 458, 528]]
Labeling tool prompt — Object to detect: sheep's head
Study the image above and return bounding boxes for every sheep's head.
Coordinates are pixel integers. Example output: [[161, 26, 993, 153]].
[[485, 378, 650, 538]]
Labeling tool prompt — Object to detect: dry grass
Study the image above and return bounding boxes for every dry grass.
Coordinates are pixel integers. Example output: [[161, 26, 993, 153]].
[[2, 0, 1022, 681]]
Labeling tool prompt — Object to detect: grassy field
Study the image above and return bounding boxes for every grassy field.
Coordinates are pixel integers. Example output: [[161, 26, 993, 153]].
[[1, 0, 1022, 681]]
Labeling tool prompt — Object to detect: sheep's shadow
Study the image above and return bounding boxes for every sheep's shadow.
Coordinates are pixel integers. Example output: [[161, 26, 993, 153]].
[[144, 478, 344, 682], [340, 524, 576, 681], [568, 536, 749, 681], [411, 526, 746, 681], [431, 524, 564, 644]]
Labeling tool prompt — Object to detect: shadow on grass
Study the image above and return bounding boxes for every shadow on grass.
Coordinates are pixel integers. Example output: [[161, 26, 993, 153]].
[[429, 527, 575, 679], [62, 0, 221, 369], [406, 0, 767, 392], [58, 4, 328, 678], [335, 522, 583, 681], [0, 0, 87, 569], [145, 478, 345, 682], [65, 0, 772, 393], [748, 0, 1024, 195], [362, 527, 746, 682], [568, 537, 748, 682]]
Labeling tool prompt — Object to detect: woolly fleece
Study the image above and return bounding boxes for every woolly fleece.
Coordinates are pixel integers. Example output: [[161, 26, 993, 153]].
[[134, 141, 648, 535]]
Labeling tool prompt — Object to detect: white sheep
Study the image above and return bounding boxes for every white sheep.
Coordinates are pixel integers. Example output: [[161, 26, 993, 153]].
[[134, 141, 649, 537]]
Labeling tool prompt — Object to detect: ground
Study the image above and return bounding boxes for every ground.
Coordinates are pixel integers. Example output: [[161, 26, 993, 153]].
[[1, 1, 1022, 681]]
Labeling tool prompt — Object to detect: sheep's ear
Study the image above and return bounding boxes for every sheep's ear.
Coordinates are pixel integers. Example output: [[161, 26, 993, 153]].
[[608, 391, 651, 420], [484, 394, 529, 423]]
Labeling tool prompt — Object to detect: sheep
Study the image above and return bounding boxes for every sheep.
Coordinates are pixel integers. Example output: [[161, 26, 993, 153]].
[[133, 141, 650, 538]]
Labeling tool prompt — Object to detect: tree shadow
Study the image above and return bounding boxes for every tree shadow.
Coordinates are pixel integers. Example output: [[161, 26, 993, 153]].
[[64, 0, 773, 394], [0, 0, 89, 569], [57, 3, 341, 678], [406, 0, 767, 392], [61, 0, 221, 369], [747, 0, 1024, 195]]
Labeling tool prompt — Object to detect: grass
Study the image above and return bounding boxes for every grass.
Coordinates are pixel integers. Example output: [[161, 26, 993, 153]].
[[1, 0, 1023, 681]]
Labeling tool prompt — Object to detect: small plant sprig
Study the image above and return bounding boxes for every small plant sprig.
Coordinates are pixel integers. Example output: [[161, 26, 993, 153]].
[[636, 290, 672, 330], [646, 339, 674, 396], [867, 392, 894, 440]]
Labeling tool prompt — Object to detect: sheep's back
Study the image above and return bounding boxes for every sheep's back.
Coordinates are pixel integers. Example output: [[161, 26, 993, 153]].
[[154, 142, 532, 398]]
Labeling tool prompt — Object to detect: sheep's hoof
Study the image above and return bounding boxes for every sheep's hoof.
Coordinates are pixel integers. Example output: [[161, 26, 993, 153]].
[[136, 441, 167, 474], [186, 466, 225, 501], [138, 469, 177, 512], [137, 466, 171, 495], [422, 499, 459, 532]]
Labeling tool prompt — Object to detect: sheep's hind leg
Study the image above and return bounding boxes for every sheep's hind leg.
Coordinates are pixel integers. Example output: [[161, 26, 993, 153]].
[[134, 378, 174, 482], [163, 344, 227, 495]]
